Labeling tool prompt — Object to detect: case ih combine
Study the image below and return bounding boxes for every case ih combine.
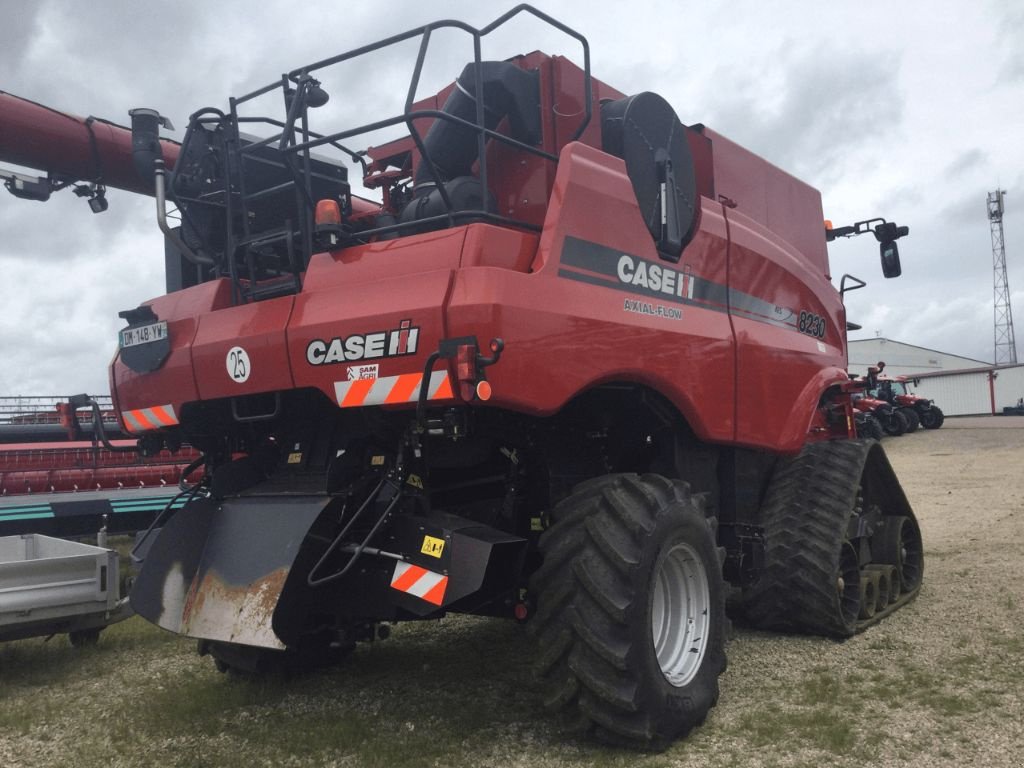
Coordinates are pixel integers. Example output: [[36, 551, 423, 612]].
[[1, 6, 923, 749]]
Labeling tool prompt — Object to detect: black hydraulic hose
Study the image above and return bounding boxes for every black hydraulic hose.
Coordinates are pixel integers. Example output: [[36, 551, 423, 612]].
[[177, 452, 208, 493], [89, 399, 136, 453], [415, 351, 442, 429], [129, 479, 205, 563]]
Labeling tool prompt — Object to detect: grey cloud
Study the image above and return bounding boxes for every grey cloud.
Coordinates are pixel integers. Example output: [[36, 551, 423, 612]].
[[941, 190, 992, 227], [0, 2, 43, 78], [994, 3, 1024, 83], [944, 149, 988, 179], [700, 44, 904, 186]]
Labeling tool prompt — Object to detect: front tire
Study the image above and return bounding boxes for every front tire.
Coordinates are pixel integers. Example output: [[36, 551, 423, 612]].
[[530, 474, 726, 750], [881, 409, 908, 436], [900, 407, 920, 432], [920, 406, 944, 429]]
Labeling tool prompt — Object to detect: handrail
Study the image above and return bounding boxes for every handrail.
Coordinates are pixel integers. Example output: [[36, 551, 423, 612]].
[[170, 5, 592, 303]]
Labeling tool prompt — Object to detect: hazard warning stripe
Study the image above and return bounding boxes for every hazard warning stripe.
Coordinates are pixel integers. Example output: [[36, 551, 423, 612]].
[[334, 371, 453, 409], [121, 404, 179, 433], [390, 561, 448, 606]]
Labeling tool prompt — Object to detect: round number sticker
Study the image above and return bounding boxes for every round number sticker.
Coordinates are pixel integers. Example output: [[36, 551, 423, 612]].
[[226, 346, 251, 383]]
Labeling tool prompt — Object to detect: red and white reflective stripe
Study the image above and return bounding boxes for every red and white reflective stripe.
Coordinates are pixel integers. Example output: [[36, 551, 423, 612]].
[[390, 561, 448, 606], [121, 404, 178, 432], [334, 371, 453, 408]]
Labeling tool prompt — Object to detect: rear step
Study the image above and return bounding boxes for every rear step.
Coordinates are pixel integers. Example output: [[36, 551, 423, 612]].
[[741, 439, 923, 637]]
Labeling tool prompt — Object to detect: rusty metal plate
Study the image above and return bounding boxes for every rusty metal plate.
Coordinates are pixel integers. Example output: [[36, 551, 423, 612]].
[[131, 495, 330, 649]]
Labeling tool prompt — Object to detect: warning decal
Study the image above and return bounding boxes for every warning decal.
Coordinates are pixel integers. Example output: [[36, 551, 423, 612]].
[[390, 561, 448, 606]]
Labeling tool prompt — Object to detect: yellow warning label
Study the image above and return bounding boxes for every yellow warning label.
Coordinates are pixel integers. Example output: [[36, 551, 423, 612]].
[[287, 452, 303, 464], [530, 517, 544, 532], [421, 535, 445, 558], [406, 474, 424, 489], [371, 455, 386, 466]]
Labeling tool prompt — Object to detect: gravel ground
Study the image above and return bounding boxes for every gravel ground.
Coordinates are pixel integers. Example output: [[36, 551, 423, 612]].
[[0, 418, 1021, 767]]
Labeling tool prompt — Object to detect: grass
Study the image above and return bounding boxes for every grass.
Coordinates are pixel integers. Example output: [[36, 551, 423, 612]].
[[4, 462, 1024, 768], [1, 605, 1023, 768]]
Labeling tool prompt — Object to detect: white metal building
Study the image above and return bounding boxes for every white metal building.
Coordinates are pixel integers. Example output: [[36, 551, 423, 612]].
[[848, 338, 989, 378], [848, 338, 1024, 416], [914, 364, 1024, 416]]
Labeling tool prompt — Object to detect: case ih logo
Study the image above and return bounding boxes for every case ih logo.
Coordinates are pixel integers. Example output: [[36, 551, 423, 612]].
[[306, 320, 419, 365], [616, 254, 691, 298], [557, 236, 696, 306]]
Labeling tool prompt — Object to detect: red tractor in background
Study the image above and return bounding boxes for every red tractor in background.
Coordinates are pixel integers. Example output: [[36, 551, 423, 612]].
[[1, 6, 923, 750], [853, 408, 885, 440], [872, 370, 944, 430], [852, 390, 912, 436]]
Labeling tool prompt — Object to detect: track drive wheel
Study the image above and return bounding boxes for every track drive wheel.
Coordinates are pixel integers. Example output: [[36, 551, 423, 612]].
[[530, 474, 726, 750], [742, 441, 869, 637], [920, 406, 944, 429], [742, 439, 922, 636]]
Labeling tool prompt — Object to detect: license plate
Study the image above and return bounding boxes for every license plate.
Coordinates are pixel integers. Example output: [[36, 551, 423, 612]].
[[120, 321, 168, 348]]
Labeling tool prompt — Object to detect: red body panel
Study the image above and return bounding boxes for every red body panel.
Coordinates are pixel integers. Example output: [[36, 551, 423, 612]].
[[705, 128, 829, 280], [193, 295, 296, 400], [105, 53, 848, 456], [726, 208, 848, 448], [113, 279, 232, 423], [448, 142, 735, 444], [852, 395, 889, 413]]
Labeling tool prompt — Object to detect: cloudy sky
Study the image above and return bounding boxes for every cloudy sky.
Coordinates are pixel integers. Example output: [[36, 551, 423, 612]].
[[1, 0, 1022, 395]]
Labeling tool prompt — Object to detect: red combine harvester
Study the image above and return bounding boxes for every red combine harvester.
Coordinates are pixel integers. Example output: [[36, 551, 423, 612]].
[[2, 6, 922, 748]]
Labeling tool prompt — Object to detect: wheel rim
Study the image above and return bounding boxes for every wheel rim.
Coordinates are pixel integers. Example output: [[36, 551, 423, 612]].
[[896, 518, 924, 591], [838, 541, 861, 628], [651, 541, 711, 687]]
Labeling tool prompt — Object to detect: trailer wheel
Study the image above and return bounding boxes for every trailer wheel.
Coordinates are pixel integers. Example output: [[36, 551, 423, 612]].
[[69, 629, 102, 647], [530, 474, 726, 750], [920, 406, 944, 429]]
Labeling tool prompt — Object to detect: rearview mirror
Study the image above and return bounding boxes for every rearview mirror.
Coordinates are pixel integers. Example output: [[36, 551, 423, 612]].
[[880, 241, 902, 278]]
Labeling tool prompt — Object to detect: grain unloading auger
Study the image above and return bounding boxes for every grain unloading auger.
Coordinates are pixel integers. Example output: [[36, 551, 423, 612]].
[[1, 5, 922, 749]]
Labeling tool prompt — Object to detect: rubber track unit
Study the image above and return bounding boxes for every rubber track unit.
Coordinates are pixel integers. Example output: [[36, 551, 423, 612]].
[[529, 473, 727, 749], [742, 439, 921, 638]]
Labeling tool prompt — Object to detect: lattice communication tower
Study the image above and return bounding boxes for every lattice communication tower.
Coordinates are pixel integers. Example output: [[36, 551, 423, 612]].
[[989, 189, 1017, 365]]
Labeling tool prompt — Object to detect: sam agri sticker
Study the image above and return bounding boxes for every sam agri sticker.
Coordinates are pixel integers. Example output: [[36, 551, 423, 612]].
[[347, 363, 379, 381]]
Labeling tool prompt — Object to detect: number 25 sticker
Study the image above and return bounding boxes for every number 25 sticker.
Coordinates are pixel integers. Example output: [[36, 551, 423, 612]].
[[226, 346, 251, 383]]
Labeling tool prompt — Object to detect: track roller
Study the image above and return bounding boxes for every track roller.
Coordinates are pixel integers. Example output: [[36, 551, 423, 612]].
[[872, 516, 923, 593], [865, 564, 898, 605], [858, 574, 877, 620]]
